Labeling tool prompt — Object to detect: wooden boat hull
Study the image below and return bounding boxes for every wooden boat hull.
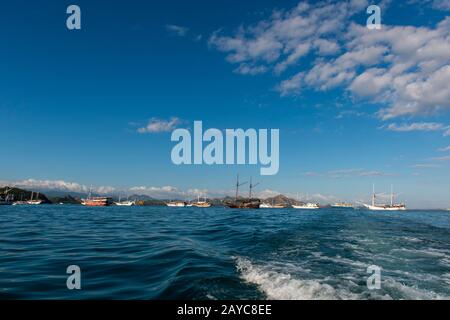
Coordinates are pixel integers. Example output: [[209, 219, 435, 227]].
[[193, 203, 212, 208], [226, 200, 260, 209]]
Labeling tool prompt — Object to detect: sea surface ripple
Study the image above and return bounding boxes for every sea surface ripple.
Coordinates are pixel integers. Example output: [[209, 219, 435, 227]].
[[0, 206, 449, 300]]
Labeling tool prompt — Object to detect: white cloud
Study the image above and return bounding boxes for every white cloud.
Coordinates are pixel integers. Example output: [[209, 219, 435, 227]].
[[302, 168, 394, 178], [411, 0, 450, 11], [277, 72, 304, 96], [137, 117, 181, 133], [0, 178, 216, 199], [234, 64, 268, 75], [209, 1, 366, 68], [0, 179, 115, 195], [286, 192, 339, 203], [384, 122, 444, 132], [335, 109, 367, 119], [444, 128, 450, 136], [438, 146, 450, 152], [410, 163, 440, 168], [431, 155, 450, 161], [165, 24, 189, 37], [433, 0, 450, 10], [129, 185, 182, 198], [210, 1, 450, 119]]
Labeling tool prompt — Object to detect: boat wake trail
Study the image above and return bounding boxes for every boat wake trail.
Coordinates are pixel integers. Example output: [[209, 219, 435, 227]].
[[234, 256, 358, 300], [234, 256, 450, 300]]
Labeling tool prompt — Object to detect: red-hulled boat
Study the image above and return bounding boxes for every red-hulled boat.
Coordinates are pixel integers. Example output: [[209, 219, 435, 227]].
[[81, 197, 110, 206], [81, 188, 110, 206]]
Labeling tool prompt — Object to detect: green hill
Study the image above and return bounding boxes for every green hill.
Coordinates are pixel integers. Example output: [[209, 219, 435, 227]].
[[0, 186, 51, 204]]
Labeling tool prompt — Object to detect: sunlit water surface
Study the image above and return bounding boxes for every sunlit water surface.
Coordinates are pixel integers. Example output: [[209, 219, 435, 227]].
[[0, 206, 449, 299]]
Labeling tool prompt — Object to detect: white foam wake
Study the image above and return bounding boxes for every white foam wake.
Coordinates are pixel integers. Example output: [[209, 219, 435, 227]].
[[234, 256, 449, 300], [235, 257, 358, 300]]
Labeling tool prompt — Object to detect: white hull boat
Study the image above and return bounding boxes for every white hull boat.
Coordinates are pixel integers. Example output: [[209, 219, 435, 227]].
[[292, 203, 320, 209], [166, 201, 186, 207], [363, 185, 406, 211]]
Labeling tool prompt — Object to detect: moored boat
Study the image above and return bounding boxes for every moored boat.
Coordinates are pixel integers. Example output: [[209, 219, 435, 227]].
[[331, 202, 354, 209], [114, 200, 135, 206], [363, 185, 406, 211], [82, 197, 110, 206], [166, 201, 186, 207], [225, 175, 260, 209], [259, 201, 286, 209], [292, 203, 320, 210], [114, 196, 135, 206], [228, 199, 261, 209], [193, 201, 212, 208], [82, 188, 110, 206], [27, 192, 43, 205], [291, 192, 319, 209], [192, 195, 212, 208]]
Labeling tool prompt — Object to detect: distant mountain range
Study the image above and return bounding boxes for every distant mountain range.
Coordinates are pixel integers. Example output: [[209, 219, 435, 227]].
[[1, 186, 312, 206]]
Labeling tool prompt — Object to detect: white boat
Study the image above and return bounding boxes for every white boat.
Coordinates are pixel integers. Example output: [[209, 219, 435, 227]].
[[27, 192, 43, 205], [115, 200, 135, 206], [166, 201, 186, 207], [192, 195, 212, 208], [331, 202, 354, 209], [259, 201, 286, 209], [114, 196, 135, 206], [292, 192, 319, 209], [363, 185, 406, 211], [292, 203, 320, 209]]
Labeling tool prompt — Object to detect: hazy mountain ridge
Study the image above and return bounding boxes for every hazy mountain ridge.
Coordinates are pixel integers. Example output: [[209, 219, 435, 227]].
[[1, 186, 314, 206]]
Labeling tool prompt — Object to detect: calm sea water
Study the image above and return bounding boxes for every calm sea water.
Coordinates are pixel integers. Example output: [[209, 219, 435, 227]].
[[0, 205, 449, 300]]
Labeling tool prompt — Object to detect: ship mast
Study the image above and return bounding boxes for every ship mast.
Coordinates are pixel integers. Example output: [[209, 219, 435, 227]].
[[390, 185, 394, 206], [372, 184, 376, 207], [235, 174, 247, 201], [248, 177, 259, 199]]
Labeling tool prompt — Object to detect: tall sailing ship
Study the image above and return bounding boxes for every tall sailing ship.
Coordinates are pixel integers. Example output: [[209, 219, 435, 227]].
[[363, 185, 406, 211], [225, 175, 260, 209], [27, 191, 43, 205]]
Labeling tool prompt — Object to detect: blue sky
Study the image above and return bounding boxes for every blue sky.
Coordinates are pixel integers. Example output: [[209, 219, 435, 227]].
[[1, 0, 450, 208]]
